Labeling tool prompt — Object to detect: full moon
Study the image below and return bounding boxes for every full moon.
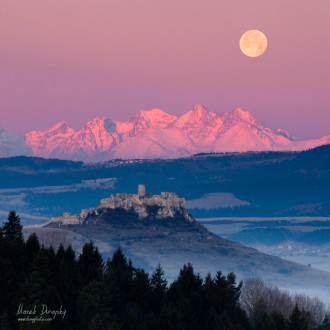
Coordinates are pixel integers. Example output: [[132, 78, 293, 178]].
[[239, 30, 267, 57]]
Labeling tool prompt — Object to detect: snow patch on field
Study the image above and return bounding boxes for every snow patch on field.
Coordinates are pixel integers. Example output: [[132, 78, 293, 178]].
[[187, 193, 250, 209]]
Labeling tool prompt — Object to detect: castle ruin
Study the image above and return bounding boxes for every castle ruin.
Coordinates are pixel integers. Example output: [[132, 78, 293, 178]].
[[49, 185, 193, 226]]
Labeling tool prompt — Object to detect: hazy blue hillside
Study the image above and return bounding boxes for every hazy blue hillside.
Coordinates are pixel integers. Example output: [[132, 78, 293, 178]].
[[0, 145, 329, 218]]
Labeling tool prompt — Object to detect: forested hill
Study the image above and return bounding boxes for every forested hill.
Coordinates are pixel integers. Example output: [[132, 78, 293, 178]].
[[0, 145, 329, 217], [1, 211, 330, 329]]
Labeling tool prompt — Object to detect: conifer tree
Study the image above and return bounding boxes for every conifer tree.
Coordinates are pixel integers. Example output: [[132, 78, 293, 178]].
[[151, 264, 167, 312], [77, 241, 103, 288], [2, 211, 23, 243], [104, 247, 134, 299], [106, 247, 132, 274], [151, 264, 167, 292], [27, 247, 54, 304], [131, 268, 152, 312], [289, 304, 309, 330], [25, 232, 40, 263], [76, 280, 112, 330], [102, 248, 136, 326], [0, 257, 16, 321], [167, 263, 204, 330]]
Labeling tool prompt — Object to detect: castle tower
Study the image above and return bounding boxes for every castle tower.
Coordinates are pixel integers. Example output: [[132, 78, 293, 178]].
[[138, 184, 146, 197]]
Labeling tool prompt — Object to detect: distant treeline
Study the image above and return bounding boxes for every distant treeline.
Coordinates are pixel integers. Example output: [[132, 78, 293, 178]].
[[1, 211, 330, 329], [1, 145, 330, 217]]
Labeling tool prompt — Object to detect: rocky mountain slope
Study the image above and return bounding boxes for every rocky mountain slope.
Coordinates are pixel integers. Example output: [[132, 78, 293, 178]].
[[23, 104, 329, 161]]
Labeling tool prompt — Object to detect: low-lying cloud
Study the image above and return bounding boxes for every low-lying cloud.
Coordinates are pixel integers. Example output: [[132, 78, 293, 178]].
[[0, 127, 32, 157]]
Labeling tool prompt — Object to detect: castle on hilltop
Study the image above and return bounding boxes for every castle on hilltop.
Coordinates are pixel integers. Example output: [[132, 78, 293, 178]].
[[48, 185, 193, 226]]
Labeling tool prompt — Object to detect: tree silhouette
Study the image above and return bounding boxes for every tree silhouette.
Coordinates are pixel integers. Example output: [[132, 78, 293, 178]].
[[25, 232, 40, 263], [289, 304, 309, 330], [77, 241, 103, 288], [2, 211, 23, 243], [151, 264, 167, 313], [0, 211, 327, 330]]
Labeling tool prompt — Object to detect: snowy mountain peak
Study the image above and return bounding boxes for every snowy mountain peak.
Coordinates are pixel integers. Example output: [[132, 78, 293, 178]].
[[26, 121, 74, 139], [172, 104, 219, 130], [134, 109, 177, 127], [21, 104, 330, 161], [52, 120, 69, 128], [190, 104, 219, 120], [232, 108, 257, 124], [124, 108, 177, 135], [49, 121, 73, 134], [232, 107, 247, 115], [192, 103, 209, 115], [83, 117, 116, 133], [84, 116, 107, 126]]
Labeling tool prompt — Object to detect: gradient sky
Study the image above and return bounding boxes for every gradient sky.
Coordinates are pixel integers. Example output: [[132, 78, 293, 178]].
[[0, 0, 329, 139]]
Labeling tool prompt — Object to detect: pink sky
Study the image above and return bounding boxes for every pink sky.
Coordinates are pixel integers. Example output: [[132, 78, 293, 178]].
[[0, 0, 329, 139]]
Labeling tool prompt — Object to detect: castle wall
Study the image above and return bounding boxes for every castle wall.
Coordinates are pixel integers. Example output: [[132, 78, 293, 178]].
[[99, 188, 190, 221], [49, 207, 98, 225], [138, 184, 146, 197], [50, 185, 193, 226]]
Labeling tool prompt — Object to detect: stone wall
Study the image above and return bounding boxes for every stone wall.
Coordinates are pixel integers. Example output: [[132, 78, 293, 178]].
[[99, 189, 192, 221], [49, 207, 98, 226], [49, 186, 193, 226]]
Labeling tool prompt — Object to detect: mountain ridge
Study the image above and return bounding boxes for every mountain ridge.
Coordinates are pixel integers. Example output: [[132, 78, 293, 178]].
[[1, 104, 329, 160]]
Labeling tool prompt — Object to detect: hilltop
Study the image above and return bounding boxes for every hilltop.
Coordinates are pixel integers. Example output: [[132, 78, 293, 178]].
[[25, 184, 330, 295], [0, 145, 329, 219]]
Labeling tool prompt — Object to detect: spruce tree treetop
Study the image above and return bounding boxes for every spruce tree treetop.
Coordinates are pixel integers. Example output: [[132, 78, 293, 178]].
[[25, 232, 40, 262], [2, 210, 23, 243], [151, 264, 167, 292]]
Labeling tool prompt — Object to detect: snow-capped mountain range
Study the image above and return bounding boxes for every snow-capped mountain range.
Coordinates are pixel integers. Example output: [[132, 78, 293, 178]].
[[2, 104, 330, 161]]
